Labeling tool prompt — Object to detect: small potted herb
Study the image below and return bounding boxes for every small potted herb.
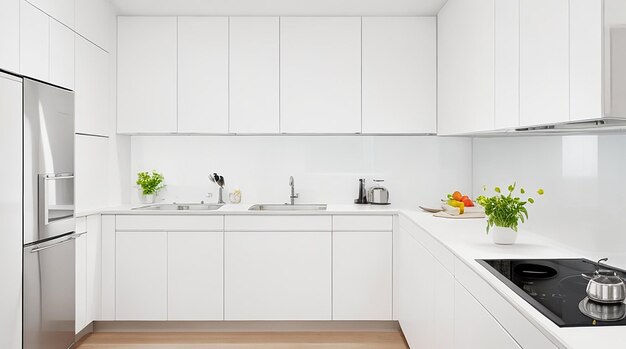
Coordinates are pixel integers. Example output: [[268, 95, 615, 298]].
[[136, 170, 165, 203], [476, 183, 544, 245]]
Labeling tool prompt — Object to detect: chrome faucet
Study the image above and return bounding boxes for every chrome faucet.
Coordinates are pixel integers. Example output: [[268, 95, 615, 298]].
[[289, 176, 299, 205]]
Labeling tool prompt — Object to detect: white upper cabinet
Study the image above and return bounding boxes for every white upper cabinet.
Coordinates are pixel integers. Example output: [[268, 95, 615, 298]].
[[280, 17, 361, 134], [26, 0, 74, 28], [229, 17, 280, 134], [362, 17, 436, 134], [438, 0, 495, 135], [76, 0, 114, 51], [117, 17, 177, 134], [20, 1, 50, 82], [75, 36, 110, 136], [570, 0, 603, 121], [494, 0, 520, 130], [520, 0, 570, 126], [0, 0, 20, 73], [49, 19, 74, 89], [177, 17, 229, 134]]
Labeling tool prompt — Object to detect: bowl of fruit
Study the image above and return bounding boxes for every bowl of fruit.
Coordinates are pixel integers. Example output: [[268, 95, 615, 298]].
[[443, 191, 484, 215]]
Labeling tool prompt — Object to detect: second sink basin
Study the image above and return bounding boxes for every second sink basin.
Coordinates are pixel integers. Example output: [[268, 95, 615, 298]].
[[133, 203, 223, 211], [248, 204, 327, 211]]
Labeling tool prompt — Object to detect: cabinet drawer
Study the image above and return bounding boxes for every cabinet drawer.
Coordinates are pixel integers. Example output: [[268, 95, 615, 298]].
[[455, 258, 559, 349], [225, 215, 331, 231], [333, 215, 393, 231], [116, 215, 223, 231]]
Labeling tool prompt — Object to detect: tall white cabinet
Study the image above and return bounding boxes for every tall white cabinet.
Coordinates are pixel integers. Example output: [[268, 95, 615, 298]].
[[75, 36, 110, 136], [177, 17, 229, 133], [229, 17, 280, 134], [280, 17, 362, 134], [362, 17, 436, 134], [117, 17, 178, 133], [0, 73, 23, 349]]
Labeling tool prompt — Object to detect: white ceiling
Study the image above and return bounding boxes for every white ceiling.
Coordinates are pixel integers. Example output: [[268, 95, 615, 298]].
[[110, 0, 448, 16]]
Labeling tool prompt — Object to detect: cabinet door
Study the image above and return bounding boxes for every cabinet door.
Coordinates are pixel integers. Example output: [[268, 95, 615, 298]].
[[86, 215, 102, 323], [178, 17, 228, 133], [0, 73, 23, 349], [75, 219, 87, 334], [116, 231, 167, 320], [0, 0, 20, 73], [520, 0, 569, 126], [229, 17, 279, 134], [49, 19, 74, 89], [26, 0, 74, 28], [397, 227, 454, 349], [495, 0, 520, 129], [75, 135, 109, 213], [280, 17, 361, 133], [438, 0, 495, 135], [333, 231, 392, 320], [117, 17, 177, 133], [225, 231, 332, 320], [75, 37, 110, 136], [454, 281, 521, 349], [20, 1, 49, 81], [168, 232, 224, 320], [362, 17, 436, 134], [570, 0, 603, 121], [76, 0, 114, 51]]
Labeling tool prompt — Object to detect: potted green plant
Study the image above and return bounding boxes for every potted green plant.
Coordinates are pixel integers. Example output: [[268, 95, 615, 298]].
[[476, 183, 544, 245], [136, 170, 165, 203]]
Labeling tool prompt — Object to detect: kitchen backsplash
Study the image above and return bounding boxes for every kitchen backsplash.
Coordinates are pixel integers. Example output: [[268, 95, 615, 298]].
[[130, 135, 472, 209], [473, 134, 626, 268]]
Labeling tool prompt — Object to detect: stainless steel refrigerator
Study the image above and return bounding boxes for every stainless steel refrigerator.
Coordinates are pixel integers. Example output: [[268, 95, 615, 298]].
[[22, 78, 78, 349]]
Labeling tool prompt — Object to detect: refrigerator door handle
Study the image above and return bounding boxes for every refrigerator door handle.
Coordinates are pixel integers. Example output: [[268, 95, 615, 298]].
[[30, 232, 84, 253]]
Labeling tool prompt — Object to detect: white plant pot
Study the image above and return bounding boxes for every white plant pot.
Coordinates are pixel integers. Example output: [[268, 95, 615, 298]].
[[491, 226, 518, 245], [141, 193, 155, 204]]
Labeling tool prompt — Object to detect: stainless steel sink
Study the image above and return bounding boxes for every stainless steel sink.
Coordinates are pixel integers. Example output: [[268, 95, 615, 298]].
[[133, 203, 223, 211], [248, 204, 327, 211]]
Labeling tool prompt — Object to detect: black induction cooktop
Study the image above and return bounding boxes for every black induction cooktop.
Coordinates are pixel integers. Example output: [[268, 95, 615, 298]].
[[478, 258, 626, 327]]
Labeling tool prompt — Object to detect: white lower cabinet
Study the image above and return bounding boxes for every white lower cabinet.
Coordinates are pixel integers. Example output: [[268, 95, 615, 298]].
[[225, 231, 332, 320], [454, 281, 521, 349], [168, 231, 224, 320], [332, 231, 392, 320], [397, 227, 454, 349], [86, 215, 102, 323], [116, 231, 168, 320]]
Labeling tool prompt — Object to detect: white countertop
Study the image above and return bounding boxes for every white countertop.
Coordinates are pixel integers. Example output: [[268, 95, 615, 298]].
[[79, 204, 625, 347], [88, 203, 401, 216], [401, 210, 626, 349]]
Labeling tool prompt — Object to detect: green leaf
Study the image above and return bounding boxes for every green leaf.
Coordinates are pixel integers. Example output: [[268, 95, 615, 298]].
[[495, 187, 501, 193], [528, 197, 535, 204], [537, 189, 545, 195], [520, 188, 525, 194]]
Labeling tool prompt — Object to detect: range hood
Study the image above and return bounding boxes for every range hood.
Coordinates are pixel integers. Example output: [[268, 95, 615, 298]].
[[513, 1, 626, 134]]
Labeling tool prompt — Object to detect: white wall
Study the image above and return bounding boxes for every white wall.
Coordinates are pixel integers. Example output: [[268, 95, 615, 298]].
[[130, 136, 473, 209], [473, 134, 626, 268]]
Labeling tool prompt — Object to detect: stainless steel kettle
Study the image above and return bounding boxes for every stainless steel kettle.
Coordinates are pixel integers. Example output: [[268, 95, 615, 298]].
[[367, 179, 390, 205], [585, 259, 626, 304]]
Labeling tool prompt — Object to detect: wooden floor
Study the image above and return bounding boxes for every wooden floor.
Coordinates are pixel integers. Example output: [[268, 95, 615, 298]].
[[75, 332, 409, 349]]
